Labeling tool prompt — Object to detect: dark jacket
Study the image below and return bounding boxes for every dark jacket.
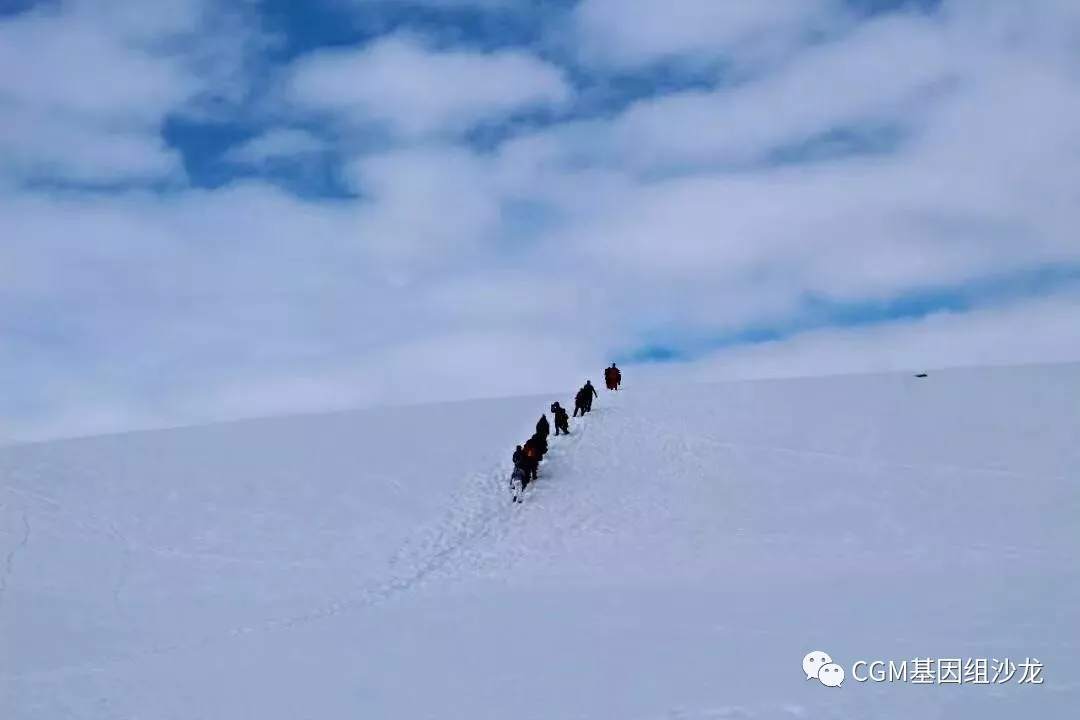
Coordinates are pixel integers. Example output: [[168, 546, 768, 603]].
[[523, 435, 538, 452], [521, 439, 541, 466], [527, 433, 547, 458], [536, 414, 550, 437]]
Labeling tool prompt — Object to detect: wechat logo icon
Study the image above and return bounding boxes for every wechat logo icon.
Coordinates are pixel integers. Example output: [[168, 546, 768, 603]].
[[803, 650, 845, 687]]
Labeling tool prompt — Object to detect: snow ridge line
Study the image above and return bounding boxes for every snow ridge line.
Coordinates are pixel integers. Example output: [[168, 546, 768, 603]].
[[1, 398, 607, 684]]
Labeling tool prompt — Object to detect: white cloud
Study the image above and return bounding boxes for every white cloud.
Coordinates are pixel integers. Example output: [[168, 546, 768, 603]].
[[636, 290, 1080, 385], [0, 109, 183, 183], [224, 129, 327, 165], [287, 33, 571, 138], [491, 1, 1080, 315], [573, 0, 836, 68], [0, 10, 196, 122], [0, 174, 607, 441], [4, 0, 1080, 442], [603, 12, 954, 170], [343, 145, 503, 275], [0, 6, 195, 182], [0, 0, 266, 185]]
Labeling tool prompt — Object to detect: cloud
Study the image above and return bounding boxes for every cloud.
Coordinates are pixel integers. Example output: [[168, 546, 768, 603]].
[[601, 11, 955, 171], [492, 1, 1080, 324], [572, 0, 837, 68], [4, 0, 1080, 442], [0, 172, 608, 442], [0, 8, 196, 122], [0, 4, 195, 183], [0, 109, 183, 183], [224, 128, 328, 165], [344, 145, 503, 271], [0, 0, 268, 185], [287, 33, 572, 138], [634, 290, 1080, 384]]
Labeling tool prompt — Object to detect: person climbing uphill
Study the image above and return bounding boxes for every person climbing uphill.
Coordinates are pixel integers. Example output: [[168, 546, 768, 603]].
[[605, 363, 621, 390], [551, 401, 570, 435], [521, 436, 542, 482], [536, 413, 550, 439], [573, 385, 589, 417], [510, 444, 531, 501], [530, 430, 548, 460], [583, 380, 598, 413], [512, 383, 606, 501]]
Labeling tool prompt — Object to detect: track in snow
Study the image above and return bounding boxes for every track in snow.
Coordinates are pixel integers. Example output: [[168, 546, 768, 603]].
[[0, 399, 606, 682]]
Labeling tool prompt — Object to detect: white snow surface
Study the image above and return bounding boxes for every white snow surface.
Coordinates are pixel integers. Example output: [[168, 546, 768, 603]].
[[1, 363, 1078, 719]]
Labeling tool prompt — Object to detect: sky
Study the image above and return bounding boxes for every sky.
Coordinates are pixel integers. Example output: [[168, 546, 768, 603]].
[[2, 0, 1080, 442]]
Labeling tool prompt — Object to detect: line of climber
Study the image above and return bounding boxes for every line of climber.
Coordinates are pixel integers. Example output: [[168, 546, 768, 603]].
[[509, 363, 621, 501]]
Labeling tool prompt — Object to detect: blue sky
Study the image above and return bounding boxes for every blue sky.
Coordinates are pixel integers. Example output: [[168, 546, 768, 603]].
[[2, 0, 1080, 440]]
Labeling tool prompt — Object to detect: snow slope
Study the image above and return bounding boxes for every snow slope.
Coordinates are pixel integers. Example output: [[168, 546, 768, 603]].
[[1, 363, 1077, 719]]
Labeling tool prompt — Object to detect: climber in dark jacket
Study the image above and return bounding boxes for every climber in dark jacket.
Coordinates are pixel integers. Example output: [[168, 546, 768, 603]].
[[551, 401, 570, 435], [583, 380, 598, 412], [529, 431, 548, 459], [511, 443, 533, 489], [536, 413, 550, 439], [521, 437, 541, 481], [573, 386, 588, 417]]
